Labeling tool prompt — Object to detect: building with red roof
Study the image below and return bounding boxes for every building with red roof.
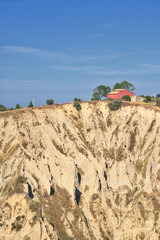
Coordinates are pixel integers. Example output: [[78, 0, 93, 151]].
[[108, 89, 136, 100]]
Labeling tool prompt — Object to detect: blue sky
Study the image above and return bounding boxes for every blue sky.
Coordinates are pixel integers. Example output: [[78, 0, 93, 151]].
[[0, 0, 160, 107]]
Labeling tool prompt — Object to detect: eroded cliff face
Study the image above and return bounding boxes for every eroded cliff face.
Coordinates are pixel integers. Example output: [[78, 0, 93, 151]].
[[0, 102, 160, 240]]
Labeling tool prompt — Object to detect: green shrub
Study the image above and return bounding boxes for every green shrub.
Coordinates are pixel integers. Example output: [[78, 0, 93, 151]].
[[73, 101, 81, 111], [28, 101, 34, 108], [122, 95, 131, 101], [13, 176, 26, 194], [74, 98, 81, 102], [11, 222, 22, 231], [8, 187, 12, 192], [156, 99, 160, 107], [108, 99, 122, 111], [15, 104, 21, 109], [46, 99, 54, 105], [0, 104, 8, 112], [29, 201, 40, 214], [16, 223, 22, 231], [143, 95, 151, 103], [58, 231, 72, 240], [135, 187, 139, 192], [11, 223, 16, 230], [16, 216, 21, 221]]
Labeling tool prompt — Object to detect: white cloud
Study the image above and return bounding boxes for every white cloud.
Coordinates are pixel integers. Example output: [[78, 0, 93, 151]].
[[96, 64, 160, 76], [51, 63, 160, 76], [1, 46, 159, 77], [51, 65, 101, 71], [0, 78, 45, 85], [0, 45, 136, 65], [104, 22, 118, 28], [81, 53, 134, 61], [145, 50, 160, 55], [138, 63, 160, 72], [0, 46, 62, 58]]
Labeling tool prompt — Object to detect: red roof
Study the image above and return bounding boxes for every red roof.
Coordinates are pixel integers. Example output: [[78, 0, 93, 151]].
[[108, 89, 135, 99]]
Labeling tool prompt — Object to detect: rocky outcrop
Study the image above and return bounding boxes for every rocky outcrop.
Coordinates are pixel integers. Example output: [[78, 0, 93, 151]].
[[0, 102, 160, 240]]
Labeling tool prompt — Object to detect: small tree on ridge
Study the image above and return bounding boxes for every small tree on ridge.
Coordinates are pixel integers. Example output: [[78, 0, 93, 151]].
[[46, 99, 54, 105]]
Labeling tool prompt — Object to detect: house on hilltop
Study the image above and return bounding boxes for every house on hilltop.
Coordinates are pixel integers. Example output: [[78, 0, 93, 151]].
[[108, 89, 136, 100]]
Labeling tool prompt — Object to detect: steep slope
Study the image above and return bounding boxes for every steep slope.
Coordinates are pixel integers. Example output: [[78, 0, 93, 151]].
[[0, 102, 160, 240]]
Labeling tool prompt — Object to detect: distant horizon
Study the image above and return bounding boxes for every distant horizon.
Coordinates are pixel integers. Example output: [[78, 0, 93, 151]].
[[1, 87, 158, 110], [0, 0, 160, 108]]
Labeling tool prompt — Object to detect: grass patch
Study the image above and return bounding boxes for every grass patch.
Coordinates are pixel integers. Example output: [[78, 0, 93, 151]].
[[107, 147, 115, 159], [29, 215, 38, 226], [77, 167, 85, 175], [89, 193, 101, 219], [11, 222, 22, 231], [128, 128, 137, 152], [52, 139, 66, 156], [157, 169, 160, 181], [11, 214, 25, 232], [14, 176, 26, 193], [8, 176, 26, 195], [126, 188, 135, 205], [135, 160, 143, 173], [58, 231, 73, 240], [116, 144, 125, 161], [148, 119, 156, 133], [0, 143, 19, 165], [39, 185, 87, 240], [138, 202, 145, 220], [142, 157, 149, 178], [29, 201, 41, 215]]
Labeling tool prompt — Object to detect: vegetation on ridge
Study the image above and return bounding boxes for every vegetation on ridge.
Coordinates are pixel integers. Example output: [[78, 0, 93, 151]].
[[46, 99, 54, 105], [122, 95, 131, 101], [108, 99, 122, 111], [73, 99, 82, 111], [0, 79, 160, 111], [113, 80, 135, 91], [91, 85, 111, 100]]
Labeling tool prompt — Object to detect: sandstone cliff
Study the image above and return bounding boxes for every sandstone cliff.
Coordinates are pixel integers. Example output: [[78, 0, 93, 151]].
[[0, 101, 160, 240]]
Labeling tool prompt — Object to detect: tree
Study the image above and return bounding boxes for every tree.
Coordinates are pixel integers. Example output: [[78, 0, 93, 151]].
[[74, 98, 81, 102], [46, 99, 54, 105], [91, 85, 111, 100], [143, 95, 151, 103], [91, 91, 100, 101], [15, 104, 21, 109], [28, 101, 34, 108], [108, 99, 122, 111], [156, 99, 160, 107], [113, 83, 121, 90], [122, 95, 131, 101], [0, 104, 8, 111], [113, 81, 135, 92], [157, 93, 160, 98], [73, 101, 81, 111]]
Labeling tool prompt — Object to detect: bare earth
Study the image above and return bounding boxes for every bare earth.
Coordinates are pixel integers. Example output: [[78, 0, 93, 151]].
[[0, 101, 160, 240]]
